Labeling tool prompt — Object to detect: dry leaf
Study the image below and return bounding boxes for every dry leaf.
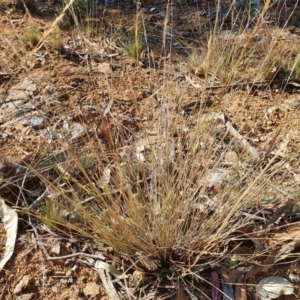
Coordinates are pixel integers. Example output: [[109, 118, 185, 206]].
[[94, 260, 125, 279], [185, 74, 202, 89], [13, 275, 30, 294], [50, 242, 61, 255], [220, 267, 234, 300], [0, 197, 18, 271], [257, 276, 294, 299], [211, 271, 220, 300], [97, 166, 111, 189]]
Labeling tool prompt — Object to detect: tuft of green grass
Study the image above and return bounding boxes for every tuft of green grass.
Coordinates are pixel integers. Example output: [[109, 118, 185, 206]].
[[186, 49, 206, 75], [292, 56, 300, 79], [60, 0, 97, 28], [48, 27, 65, 53], [23, 28, 41, 47], [123, 27, 143, 61]]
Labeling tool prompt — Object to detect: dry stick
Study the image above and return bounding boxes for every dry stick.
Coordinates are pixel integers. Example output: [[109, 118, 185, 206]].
[[205, 78, 300, 91], [0, 280, 8, 300], [20, 0, 33, 21], [225, 120, 260, 163], [29, 188, 50, 209], [97, 268, 120, 300], [25, 209, 48, 290], [271, 184, 293, 199], [117, 278, 136, 300], [45, 252, 109, 261], [162, 1, 169, 53], [140, 11, 152, 69]]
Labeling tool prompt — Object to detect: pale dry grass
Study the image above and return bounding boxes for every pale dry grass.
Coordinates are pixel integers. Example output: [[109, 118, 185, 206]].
[[185, 0, 300, 84]]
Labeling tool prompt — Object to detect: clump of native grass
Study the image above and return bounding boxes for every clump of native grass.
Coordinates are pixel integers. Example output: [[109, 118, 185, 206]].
[[186, 0, 300, 84], [23, 27, 41, 47], [258, 30, 300, 80], [28, 103, 295, 298], [47, 27, 65, 53], [123, 24, 143, 61], [291, 54, 300, 79], [186, 29, 257, 84], [60, 0, 97, 28], [122, 8, 144, 61]]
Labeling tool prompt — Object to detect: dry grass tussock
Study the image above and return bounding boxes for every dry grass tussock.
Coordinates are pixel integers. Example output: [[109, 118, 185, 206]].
[[25, 107, 298, 297], [1, 0, 300, 298]]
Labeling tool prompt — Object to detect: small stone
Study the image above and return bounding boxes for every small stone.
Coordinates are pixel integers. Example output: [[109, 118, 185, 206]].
[[289, 273, 300, 283], [225, 151, 238, 164], [28, 116, 45, 129], [45, 85, 57, 94], [97, 62, 111, 74], [207, 168, 230, 187], [63, 122, 85, 140], [50, 242, 61, 255], [27, 59, 42, 69], [67, 277, 74, 284]]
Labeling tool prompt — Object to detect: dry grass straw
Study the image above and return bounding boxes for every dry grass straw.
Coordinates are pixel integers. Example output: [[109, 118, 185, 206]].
[[186, 0, 300, 84]]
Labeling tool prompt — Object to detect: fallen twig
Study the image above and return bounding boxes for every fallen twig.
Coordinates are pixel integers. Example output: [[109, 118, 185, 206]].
[[225, 120, 260, 163], [97, 268, 120, 300], [0, 280, 8, 300]]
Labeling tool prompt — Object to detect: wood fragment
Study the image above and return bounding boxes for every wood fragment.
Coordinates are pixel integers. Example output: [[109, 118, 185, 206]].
[[225, 120, 260, 163], [97, 268, 120, 300]]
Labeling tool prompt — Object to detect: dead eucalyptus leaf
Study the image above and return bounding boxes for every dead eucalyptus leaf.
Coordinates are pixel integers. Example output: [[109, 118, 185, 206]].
[[265, 66, 278, 80], [257, 276, 294, 299], [94, 260, 126, 279], [97, 166, 111, 189], [13, 275, 30, 294], [220, 268, 234, 300], [0, 197, 18, 271], [185, 74, 202, 89]]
